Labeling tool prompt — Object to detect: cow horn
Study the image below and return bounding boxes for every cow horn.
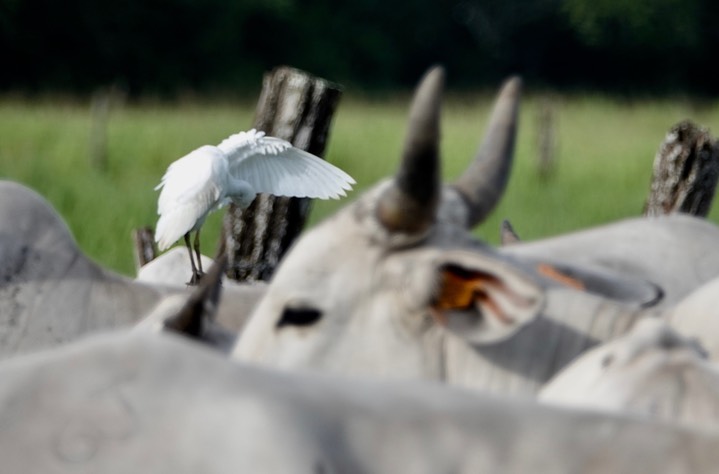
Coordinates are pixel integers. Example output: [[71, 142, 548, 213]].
[[453, 76, 522, 228], [376, 66, 443, 235], [164, 253, 226, 336]]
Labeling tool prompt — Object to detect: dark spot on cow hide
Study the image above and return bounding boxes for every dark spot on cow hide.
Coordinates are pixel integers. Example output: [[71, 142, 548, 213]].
[[276, 307, 323, 329], [0, 244, 30, 285]]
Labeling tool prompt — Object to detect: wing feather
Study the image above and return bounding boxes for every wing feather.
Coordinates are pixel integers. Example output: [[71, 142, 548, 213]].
[[228, 141, 355, 199]]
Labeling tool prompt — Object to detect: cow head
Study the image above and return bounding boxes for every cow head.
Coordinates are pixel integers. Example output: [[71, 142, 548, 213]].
[[232, 67, 550, 378]]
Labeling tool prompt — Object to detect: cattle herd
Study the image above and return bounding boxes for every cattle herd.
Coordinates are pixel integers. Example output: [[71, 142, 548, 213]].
[[3, 66, 719, 472]]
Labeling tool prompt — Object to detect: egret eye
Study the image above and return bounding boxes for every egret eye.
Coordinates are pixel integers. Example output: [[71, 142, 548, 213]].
[[276, 307, 323, 329]]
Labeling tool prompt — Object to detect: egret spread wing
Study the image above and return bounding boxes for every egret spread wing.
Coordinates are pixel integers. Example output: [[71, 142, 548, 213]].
[[220, 130, 355, 199], [233, 149, 355, 199], [154, 146, 227, 250]]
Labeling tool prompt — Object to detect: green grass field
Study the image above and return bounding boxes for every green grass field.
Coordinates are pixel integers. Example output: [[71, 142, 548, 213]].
[[2, 91, 719, 276]]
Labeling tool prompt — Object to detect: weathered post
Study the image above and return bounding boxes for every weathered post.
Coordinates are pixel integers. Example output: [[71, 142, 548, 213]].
[[88, 84, 125, 172], [89, 89, 111, 172], [132, 226, 157, 271], [644, 120, 719, 217], [535, 96, 557, 180], [220, 67, 342, 282]]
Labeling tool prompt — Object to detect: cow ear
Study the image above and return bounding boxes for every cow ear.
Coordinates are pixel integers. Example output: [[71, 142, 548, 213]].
[[534, 260, 663, 308], [429, 250, 544, 344]]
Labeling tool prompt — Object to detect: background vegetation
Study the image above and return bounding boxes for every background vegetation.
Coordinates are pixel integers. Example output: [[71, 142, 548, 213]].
[[2, 0, 719, 276], [2, 92, 718, 276], [1, 0, 719, 95]]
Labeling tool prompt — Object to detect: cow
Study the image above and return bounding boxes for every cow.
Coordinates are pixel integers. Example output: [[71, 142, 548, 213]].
[[539, 318, 719, 430], [231, 66, 719, 397], [0, 180, 263, 359], [3, 322, 719, 472]]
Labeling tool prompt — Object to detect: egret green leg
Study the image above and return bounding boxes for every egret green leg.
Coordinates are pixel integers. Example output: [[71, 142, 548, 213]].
[[193, 230, 204, 276], [184, 233, 201, 285]]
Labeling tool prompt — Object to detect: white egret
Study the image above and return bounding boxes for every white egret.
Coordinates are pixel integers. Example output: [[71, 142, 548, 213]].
[[154, 129, 355, 284]]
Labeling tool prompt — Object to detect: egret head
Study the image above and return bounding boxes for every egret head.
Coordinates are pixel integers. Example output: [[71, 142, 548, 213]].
[[229, 180, 257, 209]]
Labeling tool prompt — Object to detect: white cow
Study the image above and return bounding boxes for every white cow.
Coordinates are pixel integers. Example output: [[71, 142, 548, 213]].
[[3, 328, 719, 473], [539, 318, 719, 430], [232, 66, 719, 397]]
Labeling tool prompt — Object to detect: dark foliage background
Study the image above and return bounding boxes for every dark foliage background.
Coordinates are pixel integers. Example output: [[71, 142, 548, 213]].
[[1, 0, 718, 96]]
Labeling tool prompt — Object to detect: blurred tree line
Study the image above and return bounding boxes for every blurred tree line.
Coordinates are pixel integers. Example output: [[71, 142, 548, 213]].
[[1, 0, 717, 96]]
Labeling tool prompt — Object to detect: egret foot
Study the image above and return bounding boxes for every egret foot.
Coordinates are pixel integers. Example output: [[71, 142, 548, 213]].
[[186, 271, 205, 286]]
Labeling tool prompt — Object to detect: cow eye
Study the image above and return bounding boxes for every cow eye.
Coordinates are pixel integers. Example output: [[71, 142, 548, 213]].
[[276, 307, 323, 329]]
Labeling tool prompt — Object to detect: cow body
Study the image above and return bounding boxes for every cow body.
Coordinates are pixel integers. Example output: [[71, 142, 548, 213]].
[[0, 180, 263, 358]]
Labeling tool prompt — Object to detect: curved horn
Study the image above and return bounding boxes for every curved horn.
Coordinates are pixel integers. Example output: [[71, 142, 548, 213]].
[[376, 66, 444, 235], [453, 76, 522, 228]]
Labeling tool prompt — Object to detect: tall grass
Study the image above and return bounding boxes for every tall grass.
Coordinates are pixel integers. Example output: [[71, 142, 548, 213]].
[[1, 92, 718, 276]]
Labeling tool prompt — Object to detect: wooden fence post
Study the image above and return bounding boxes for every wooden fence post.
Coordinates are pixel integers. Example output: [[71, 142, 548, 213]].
[[220, 67, 342, 282], [643, 120, 719, 217], [536, 96, 557, 179], [132, 226, 158, 272], [88, 84, 125, 172], [89, 89, 110, 172]]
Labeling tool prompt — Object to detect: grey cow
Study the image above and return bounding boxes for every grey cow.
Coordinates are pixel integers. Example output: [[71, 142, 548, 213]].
[[232, 66, 719, 397], [3, 328, 719, 473], [0, 180, 263, 358]]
